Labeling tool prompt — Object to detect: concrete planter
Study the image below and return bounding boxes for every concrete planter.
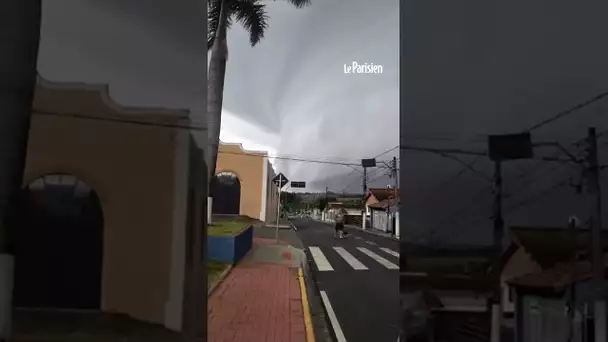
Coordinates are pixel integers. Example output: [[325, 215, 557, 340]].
[[208, 225, 253, 264]]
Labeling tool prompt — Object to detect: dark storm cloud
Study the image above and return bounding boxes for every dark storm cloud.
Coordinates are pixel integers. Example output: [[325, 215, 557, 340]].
[[402, 0, 608, 245], [40, 0, 398, 192]]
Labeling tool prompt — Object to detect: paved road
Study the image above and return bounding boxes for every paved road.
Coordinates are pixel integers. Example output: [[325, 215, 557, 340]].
[[291, 219, 400, 342]]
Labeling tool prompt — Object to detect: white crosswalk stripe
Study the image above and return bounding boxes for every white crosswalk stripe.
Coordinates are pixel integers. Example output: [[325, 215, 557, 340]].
[[309, 247, 334, 271], [308, 246, 400, 271], [357, 247, 399, 270], [380, 247, 399, 258], [333, 247, 368, 270]]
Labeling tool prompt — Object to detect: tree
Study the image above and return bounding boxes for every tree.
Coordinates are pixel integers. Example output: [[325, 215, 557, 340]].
[[206, 0, 310, 183], [0, 1, 42, 339], [317, 198, 328, 212]]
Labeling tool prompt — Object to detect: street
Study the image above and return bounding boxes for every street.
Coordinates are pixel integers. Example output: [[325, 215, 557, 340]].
[[291, 219, 400, 342]]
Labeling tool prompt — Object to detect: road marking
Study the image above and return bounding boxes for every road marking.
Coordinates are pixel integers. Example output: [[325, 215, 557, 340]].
[[333, 247, 368, 270], [354, 236, 362, 240], [320, 291, 347, 342], [309, 247, 334, 271], [298, 268, 316, 342], [365, 240, 377, 245], [357, 247, 399, 269], [380, 247, 399, 258]]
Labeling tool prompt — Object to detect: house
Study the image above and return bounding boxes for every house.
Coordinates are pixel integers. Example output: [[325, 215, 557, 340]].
[[365, 187, 399, 230], [365, 187, 400, 216], [507, 256, 608, 342], [325, 201, 362, 225], [502, 227, 608, 342], [399, 225, 608, 341], [369, 197, 400, 236]]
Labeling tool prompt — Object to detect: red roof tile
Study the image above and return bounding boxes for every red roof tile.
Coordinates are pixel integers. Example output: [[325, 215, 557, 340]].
[[367, 188, 399, 202]]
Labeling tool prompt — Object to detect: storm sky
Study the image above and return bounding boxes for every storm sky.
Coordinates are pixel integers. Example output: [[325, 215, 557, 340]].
[[38, 0, 399, 193], [402, 0, 608, 245]]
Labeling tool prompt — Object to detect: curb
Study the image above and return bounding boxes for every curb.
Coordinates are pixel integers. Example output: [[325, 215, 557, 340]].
[[301, 249, 337, 342], [298, 268, 316, 342], [207, 264, 233, 296], [289, 220, 297, 231]]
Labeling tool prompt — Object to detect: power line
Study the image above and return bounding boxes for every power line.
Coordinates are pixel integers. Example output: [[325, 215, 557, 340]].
[[374, 145, 399, 159], [34, 108, 396, 168], [526, 90, 608, 132], [218, 150, 364, 167], [411, 156, 483, 209]]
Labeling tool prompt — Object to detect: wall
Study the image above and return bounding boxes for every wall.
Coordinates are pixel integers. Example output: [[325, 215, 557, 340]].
[[25, 78, 189, 327], [265, 160, 280, 223], [521, 295, 570, 342], [502, 248, 543, 313], [215, 143, 264, 220]]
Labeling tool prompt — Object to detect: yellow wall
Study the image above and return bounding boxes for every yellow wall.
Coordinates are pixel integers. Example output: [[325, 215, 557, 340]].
[[25, 79, 188, 327], [215, 143, 265, 220]]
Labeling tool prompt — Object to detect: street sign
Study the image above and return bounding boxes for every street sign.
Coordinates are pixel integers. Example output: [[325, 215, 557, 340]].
[[361, 158, 376, 167], [272, 173, 289, 189], [291, 181, 306, 188], [488, 133, 533, 161]]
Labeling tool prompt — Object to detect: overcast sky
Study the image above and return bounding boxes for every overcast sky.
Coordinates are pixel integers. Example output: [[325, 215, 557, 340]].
[[38, 0, 399, 194], [402, 0, 608, 245]]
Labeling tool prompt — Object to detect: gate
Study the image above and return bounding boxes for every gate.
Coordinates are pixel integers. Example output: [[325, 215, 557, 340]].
[[13, 174, 104, 309], [211, 172, 241, 215]]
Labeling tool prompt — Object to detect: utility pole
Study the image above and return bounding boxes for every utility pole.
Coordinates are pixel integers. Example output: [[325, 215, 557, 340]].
[[324, 186, 328, 221], [490, 160, 504, 342], [567, 216, 579, 342], [585, 127, 606, 342], [362, 167, 368, 200], [275, 173, 283, 243], [392, 157, 398, 235]]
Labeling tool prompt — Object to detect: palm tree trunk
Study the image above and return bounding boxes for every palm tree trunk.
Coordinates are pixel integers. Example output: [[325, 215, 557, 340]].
[[0, 1, 42, 340], [207, 0, 229, 184]]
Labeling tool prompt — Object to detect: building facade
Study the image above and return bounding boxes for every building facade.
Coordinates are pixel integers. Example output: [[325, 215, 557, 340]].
[[213, 142, 279, 223], [20, 76, 200, 331]]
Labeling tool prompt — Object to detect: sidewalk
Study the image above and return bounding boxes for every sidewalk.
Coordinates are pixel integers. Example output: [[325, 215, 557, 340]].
[[312, 218, 399, 241], [345, 224, 399, 241], [208, 238, 309, 342]]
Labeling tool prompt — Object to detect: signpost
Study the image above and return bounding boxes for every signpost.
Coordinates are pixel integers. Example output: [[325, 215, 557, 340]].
[[272, 173, 289, 242]]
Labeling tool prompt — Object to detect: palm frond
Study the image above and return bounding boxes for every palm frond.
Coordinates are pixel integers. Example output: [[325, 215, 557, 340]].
[[208, 0, 234, 49], [232, 0, 269, 46], [283, 0, 311, 9]]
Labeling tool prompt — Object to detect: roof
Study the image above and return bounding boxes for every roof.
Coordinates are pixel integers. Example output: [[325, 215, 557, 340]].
[[368, 197, 400, 210], [508, 226, 608, 269], [366, 188, 399, 202], [507, 253, 608, 291]]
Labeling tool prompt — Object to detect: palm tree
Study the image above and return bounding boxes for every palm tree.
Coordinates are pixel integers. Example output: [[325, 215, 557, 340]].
[[0, 0, 42, 339], [206, 0, 310, 184]]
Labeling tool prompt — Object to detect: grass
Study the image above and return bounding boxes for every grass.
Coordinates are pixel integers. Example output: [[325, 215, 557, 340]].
[[208, 221, 248, 236], [208, 261, 230, 286], [208, 216, 257, 236]]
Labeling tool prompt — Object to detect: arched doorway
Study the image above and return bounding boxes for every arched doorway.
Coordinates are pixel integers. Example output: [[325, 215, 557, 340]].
[[13, 174, 104, 309], [211, 172, 241, 215]]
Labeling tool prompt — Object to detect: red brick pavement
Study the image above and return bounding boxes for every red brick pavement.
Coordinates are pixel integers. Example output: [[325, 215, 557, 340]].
[[208, 257, 307, 341]]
